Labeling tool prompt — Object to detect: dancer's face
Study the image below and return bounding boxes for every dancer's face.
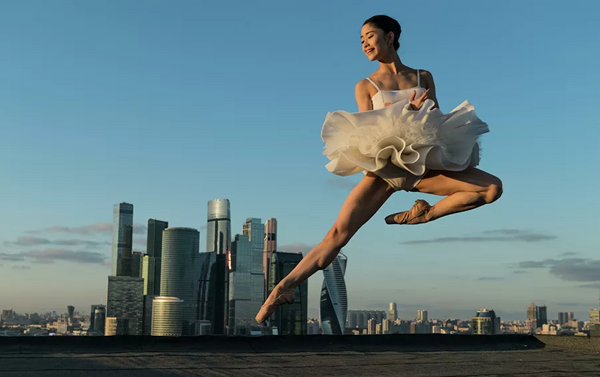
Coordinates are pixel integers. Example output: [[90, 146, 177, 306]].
[[360, 24, 392, 61]]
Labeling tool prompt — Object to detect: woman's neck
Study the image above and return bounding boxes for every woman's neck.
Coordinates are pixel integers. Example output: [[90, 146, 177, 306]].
[[377, 55, 406, 75]]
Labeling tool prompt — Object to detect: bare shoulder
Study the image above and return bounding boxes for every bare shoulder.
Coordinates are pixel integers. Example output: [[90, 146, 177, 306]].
[[418, 69, 436, 87], [355, 78, 373, 93]]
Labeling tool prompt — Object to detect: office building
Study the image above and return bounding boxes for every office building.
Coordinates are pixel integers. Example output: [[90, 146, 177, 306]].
[[347, 310, 386, 329], [151, 297, 183, 336], [538, 305, 548, 326], [160, 227, 200, 335], [143, 295, 157, 335], [389, 302, 398, 322], [228, 233, 263, 335], [93, 307, 106, 334], [268, 251, 308, 335], [417, 310, 428, 322], [527, 303, 538, 330], [471, 308, 500, 335], [105, 317, 130, 336], [147, 219, 168, 295], [320, 253, 347, 335], [142, 255, 156, 296], [89, 304, 105, 331], [263, 218, 277, 299], [111, 202, 134, 276], [116, 225, 133, 276], [106, 276, 144, 335], [131, 251, 143, 278]]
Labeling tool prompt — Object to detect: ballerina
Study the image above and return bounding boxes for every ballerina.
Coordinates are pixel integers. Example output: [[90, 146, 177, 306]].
[[256, 15, 502, 324]]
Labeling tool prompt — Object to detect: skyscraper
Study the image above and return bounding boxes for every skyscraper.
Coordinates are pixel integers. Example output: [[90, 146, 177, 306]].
[[200, 199, 231, 335], [142, 255, 156, 296], [228, 234, 262, 335], [146, 219, 168, 295], [67, 305, 75, 325], [558, 312, 567, 325], [389, 302, 398, 322], [471, 308, 500, 335], [111, 202, 134, 276], [131, 251, 143, 278], [538, 305, 548, 326], [106, 276, 144, 335], [93, 307, 106, 334], [417, 310, 428, 322], [89, 304, 105, 331], [320, 253, 347, 335], [527, 303, 538, 330], [263, 218, 277, 300], [151, 297, 183, 337], [160, 227, 200, 335], [116, 225, 133, 276], [243, 218, 265, 322], [268, 251, 308, 335]]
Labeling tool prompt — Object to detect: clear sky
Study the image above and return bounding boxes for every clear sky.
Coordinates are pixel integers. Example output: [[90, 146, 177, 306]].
[[1, 0, 599, 321]]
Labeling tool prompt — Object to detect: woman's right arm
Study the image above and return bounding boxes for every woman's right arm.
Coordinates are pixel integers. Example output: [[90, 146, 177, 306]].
[[355, 79, 373, 112]]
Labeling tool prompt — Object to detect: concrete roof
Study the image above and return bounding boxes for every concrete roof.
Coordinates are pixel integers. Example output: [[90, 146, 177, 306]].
[[1, 334, 599, 376]]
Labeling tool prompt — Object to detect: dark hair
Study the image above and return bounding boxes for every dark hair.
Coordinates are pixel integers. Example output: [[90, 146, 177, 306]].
[[363, 15, 401, 51]]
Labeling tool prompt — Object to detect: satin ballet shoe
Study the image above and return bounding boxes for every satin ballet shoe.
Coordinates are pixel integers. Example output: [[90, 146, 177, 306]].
[[385, 199, 432, 225], [255, 284, 296, 324]]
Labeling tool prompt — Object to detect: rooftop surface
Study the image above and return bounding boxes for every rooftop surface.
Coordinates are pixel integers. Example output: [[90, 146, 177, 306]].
[[1, 334, 599, 376]]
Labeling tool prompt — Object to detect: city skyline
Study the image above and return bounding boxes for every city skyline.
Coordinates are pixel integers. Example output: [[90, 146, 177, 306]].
[[1, 1, 599, 322]]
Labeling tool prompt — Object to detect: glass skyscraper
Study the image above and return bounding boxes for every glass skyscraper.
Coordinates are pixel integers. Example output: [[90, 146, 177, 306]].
[[268, 251, 308, 335], [199, 199, 231, 335], [263, 218, 277, 300], [160, 227, 200, 335], [228, 229, 264, 335], [146, 219, 168, 295], [151, 297, 183, 336], [320, 253, 347, 335], [111, 203, 133, 276]]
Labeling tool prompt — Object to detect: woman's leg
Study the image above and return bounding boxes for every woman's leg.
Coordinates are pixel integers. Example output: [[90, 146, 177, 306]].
[[256, 173, 394, 323], [387, 167, 503, 224]]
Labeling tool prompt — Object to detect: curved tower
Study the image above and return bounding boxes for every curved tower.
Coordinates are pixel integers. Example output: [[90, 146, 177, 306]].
[[319, 253, 347, 335], [151, 297, 183, 337], [160, 227, 200, 334]]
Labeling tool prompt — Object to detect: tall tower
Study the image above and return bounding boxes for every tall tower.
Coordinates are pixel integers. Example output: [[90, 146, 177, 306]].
[[268, 251, 308, 335], [417, 310, 428, 322], [151, 297, 183, 337], [67, 306, 75, 326], [527, 303, 538, 330], [389, 302, 398, 322], [320, 253, 347, 335], [263, 218, 277, 299], [206, 199, 231, 255], [160, 227, 200, 335], [538, 305, 548, 326], [106, 276, 144, 335], [112, 202, 134, 276], [146, 219, 169, 295]]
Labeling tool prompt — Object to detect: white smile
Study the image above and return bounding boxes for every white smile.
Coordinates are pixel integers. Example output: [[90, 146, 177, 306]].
[[365, 48, 374, 54]]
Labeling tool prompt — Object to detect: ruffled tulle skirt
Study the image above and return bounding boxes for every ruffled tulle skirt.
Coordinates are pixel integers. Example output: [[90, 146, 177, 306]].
[[321, 98, 489, 179]]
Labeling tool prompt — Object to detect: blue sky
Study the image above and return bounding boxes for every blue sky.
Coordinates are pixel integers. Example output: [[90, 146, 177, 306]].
[[1, 0, 599, 321]]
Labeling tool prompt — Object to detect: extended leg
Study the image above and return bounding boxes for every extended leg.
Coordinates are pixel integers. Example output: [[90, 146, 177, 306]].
[[387, 167, 503, 225], [256, 173, 394, 323]]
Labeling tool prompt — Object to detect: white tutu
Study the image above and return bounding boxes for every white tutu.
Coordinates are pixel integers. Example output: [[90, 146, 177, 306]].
[[321, 98, 489, 177]]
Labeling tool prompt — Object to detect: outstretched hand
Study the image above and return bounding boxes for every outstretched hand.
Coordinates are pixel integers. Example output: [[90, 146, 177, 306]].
[[409, 88, 431, 110]]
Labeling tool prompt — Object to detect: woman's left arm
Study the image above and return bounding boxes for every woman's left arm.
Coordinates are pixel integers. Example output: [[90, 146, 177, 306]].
[[421, 70, 439, 109]]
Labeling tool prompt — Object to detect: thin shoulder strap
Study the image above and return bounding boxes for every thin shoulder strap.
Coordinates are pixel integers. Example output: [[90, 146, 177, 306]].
[[416, 69, 421, 87], [365, 77, 381, 92]]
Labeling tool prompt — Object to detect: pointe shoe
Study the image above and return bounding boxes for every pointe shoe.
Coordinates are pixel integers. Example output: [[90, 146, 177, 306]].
[[385, 199, 432, 225], [255, 284, 295, 324]]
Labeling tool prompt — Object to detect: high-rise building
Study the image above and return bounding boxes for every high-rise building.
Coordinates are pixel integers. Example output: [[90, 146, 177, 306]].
[[67, 305, 75, 325], [558, 312, 567, 325], [105, 317, 130, 336], [111, 202, 134, 276], [263, 218, 277, 300], [147, 219, 168, 295], [228, 233, 263, 335], [142, 295, 157, 335], [538, 305, 548, 326], [471, 308, 500, 335], [106, 276, 144, 335], [131, 251, 143, 278], [389, 302, 398, 322], [367, 318, 376, 334], [89, 304, 105, 331], [417, 310, 428, 322], [116, 225, 133, 276], [93, 307, 106, 334], [242, 217, 265, 329], [320, 253, 347, 335], [142, 255, 156, 296], [527, 303, 538, 330], [151, 297, 183, 336], [347, 310, 386, 329], [199, 199, 231, 335], [160, 227, 200, 335], [382, 319, 392, 334], [268, 251, 308, 335]]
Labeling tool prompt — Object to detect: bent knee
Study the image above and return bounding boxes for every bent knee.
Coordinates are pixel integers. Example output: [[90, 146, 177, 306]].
[[484, 179, 503, 204]]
